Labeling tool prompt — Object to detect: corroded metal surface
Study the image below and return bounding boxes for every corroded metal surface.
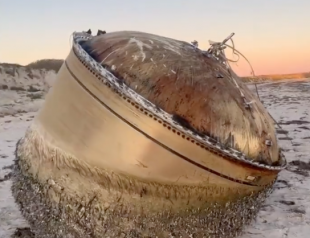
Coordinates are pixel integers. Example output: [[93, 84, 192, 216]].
[[11, 30, 287, 238], [82, 31, 280, 165], [12, 134, 276, 238]]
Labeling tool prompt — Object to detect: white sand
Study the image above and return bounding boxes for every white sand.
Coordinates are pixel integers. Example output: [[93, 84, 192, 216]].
[[0, 79, 309, 237]]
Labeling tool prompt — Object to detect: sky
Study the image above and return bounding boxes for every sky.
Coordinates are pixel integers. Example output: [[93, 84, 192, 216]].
[[0, 0, 309, 76]]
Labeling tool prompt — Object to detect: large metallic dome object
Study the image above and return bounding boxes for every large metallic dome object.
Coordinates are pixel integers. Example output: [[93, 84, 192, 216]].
[[12, 30, 286, 238]]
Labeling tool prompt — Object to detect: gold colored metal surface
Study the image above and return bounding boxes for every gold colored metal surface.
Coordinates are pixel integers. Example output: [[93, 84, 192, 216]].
[[33, 50, 278, 192]]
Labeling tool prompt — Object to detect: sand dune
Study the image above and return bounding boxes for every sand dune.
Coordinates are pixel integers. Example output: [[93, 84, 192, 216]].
[[0, 63, 57, 92]]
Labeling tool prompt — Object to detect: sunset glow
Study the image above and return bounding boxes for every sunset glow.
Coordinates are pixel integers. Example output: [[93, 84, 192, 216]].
[[1, 0, 309, 76]]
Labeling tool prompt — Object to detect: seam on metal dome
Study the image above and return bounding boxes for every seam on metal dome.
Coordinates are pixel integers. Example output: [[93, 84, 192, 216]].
[[70, 32, 287, 171]]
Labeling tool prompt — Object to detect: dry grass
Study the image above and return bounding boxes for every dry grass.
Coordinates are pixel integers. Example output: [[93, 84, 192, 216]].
[[0, 59, 64, 73], [26, 59, 64, 72], [242, 72, 310, 82]]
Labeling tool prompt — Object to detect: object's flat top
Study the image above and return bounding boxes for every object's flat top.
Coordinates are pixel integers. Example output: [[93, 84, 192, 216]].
[[80, 31, 279, 165]]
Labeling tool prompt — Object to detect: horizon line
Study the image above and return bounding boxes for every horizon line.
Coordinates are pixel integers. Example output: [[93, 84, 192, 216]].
[[0, 59, 309, 78]]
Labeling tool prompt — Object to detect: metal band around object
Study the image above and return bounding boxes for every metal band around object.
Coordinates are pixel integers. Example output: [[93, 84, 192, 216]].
[[70, 32, 287, 171]]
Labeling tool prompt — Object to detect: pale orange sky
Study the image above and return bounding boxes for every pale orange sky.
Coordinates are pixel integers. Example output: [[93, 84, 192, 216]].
[[1, 0, 309, 76]]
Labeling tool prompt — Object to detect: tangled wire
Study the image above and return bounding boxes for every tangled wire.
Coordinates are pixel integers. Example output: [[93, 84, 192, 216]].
[[193, 33, 259, 109], [203, 33, 285, 131]]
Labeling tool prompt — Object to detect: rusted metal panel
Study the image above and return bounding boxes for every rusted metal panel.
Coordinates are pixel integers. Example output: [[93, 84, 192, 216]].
[[82, 31, 279, 165]]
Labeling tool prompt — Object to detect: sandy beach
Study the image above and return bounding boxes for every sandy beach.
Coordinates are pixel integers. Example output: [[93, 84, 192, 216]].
[[0, 79, 309, 238]]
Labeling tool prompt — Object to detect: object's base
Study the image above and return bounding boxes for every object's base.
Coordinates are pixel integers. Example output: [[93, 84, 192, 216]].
[[11, 143, 275, 238]]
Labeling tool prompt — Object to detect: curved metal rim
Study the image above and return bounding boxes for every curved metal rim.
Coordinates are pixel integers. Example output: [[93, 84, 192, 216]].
[[70, 31, 287, 171]]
